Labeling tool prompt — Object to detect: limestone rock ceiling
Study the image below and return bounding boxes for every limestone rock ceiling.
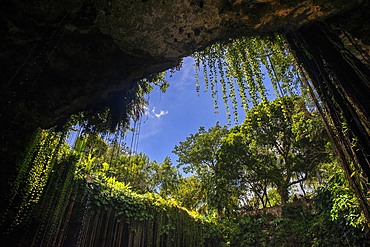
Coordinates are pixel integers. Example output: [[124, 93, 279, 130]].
[[0, 0, 358, 130], [0, 0, 362, 157], [0, 0, 367, 210]]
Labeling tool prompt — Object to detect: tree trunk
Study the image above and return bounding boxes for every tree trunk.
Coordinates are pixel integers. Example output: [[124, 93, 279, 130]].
[[277, 186, 289, 205]]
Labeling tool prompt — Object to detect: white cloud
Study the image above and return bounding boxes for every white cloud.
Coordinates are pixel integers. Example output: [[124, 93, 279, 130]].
[[144, 106, 168, 119], [139, 107, 168, 141], [152, 107, 168, 118]]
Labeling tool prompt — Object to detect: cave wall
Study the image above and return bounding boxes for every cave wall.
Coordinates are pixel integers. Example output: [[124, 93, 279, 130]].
[[0, 0, 364, 205], [0, 0, 358, 131]]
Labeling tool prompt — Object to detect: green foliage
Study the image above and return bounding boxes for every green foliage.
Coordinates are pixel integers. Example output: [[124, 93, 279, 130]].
[[87, 175, 184, 222], [70, 131, 225, 238], [170, 175, 206, 212], [152, 157, 181, 198], [72, 134, 180, 195], [224, 162, 370, 246], [218, 96, 331, 207], [69, 132, 226, 246], [194, 34, 303, 123], [29, 154, 79, 246], [227, 199, 369, 246], [3, 128, 226, 246], [143, 71, 170, 93], [323, 164, 367, 228], [81, 174, 225, 246], [1, 129, 65, 232], [4, 108, 368, 246], [105, 152, 157, 193], [173, 123, 229, 213], [66, 72, 169, 134]]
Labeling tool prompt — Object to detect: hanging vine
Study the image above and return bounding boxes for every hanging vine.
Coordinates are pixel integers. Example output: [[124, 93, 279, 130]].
[[193, 33, 304, 124], [3, 130, 63, 230], [285, 23, 370, 223]]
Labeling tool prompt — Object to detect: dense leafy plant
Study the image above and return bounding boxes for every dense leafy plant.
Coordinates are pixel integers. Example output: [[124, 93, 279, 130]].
[[1, 127, 226, 246], [194, 34, 302, 123], [65, 71, 169, 135], [321, 163, 367, 228], [218, 96, 331, 207], [70, 132, 226, 245], [172, 96, 331, 215], [226, 197, 369, 246], [1, 130, 66, 233], [3, 102, 369, 246], [173, 123, 229, 213]]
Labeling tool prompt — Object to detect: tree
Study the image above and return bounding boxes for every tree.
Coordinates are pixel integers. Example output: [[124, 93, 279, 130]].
[[219, 96, 331, 204], [170, 176, 206, 213], [74, 134, 182, 196], [106, 153, 157, 193], [173, 123, 229, 212], [219, 137, 273, 209], [74, 133, 109, 158], [151, 157, 181, 198]]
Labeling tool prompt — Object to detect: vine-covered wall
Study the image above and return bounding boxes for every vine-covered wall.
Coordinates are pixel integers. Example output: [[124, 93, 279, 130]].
[[74, 176, 221, 247], [0, 130, 222, 246], [78, 206, 215, 247]]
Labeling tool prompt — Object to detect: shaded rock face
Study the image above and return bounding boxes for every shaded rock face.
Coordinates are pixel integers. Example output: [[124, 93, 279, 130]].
[[0, 0, 358, 129], [0, 0, 364, 199]]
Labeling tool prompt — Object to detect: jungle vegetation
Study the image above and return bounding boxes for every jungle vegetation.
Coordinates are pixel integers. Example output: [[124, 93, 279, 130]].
[[1, 25, 370, 246], [2, 95, 368, 246]]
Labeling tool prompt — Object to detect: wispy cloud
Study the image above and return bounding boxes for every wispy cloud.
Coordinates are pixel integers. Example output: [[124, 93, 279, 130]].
[[144, 106, 168, 119], [139, 106, 168, 142], [173, 57, 196, 90], [152, 107, 168, 118], [139, 120, 161, 140]]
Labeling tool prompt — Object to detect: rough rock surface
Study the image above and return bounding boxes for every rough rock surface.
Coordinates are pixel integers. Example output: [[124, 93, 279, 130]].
[[0, 0, 365, 201], [0, 0, 358, 130]]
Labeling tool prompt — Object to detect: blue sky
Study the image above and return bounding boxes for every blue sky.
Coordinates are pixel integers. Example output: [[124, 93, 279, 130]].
[[65, 56, 276, 165], [135, 57, 238, 164], [66, 57, 233, 163], [132, 56, 281, 165]]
